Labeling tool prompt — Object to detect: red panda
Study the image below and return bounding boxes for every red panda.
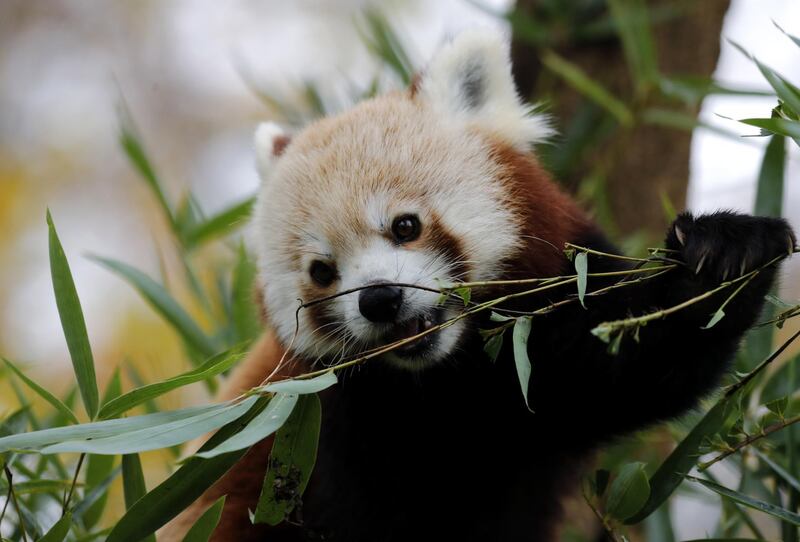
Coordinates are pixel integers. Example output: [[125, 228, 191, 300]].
[[163, 30, 795, 541]]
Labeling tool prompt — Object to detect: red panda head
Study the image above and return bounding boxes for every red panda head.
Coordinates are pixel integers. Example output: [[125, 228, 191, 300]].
[[252, 30, 584, 370]]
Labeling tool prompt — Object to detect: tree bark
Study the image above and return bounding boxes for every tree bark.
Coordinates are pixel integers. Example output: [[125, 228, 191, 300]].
[[511, 0, 731, 238]]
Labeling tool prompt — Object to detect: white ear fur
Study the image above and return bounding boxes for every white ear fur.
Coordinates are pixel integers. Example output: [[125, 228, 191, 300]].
[[419, 30, 553, 148], [254, 122, 288, 179]]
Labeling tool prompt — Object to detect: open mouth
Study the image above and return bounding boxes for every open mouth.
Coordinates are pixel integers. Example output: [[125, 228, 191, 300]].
[[384, 308, 445, 357]]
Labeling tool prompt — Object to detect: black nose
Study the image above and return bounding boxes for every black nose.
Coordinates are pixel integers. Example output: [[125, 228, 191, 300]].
[[359, 285, 403, 323]]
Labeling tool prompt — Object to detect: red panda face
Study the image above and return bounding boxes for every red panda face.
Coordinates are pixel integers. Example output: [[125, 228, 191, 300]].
[[252, 31, 555, 370]]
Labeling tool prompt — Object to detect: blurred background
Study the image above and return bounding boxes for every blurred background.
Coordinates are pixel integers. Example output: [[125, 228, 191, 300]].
[[0, 0, 799, 539]]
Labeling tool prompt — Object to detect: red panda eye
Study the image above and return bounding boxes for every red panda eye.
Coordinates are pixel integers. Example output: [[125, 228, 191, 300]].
[[309, 260, 337, 287], [391, 214, 421, 243]]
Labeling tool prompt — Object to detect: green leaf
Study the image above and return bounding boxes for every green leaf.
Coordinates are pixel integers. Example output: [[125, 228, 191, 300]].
[[90, 255, 217, 358], [738, 117, 800, 141], [0, 478, 77, 495], [658, 75, 774, 106], [687, 475, 800, 525], [98, 348, 246, 419], [0, 403, 225, 453], [607, 0, 658, 93], [606, 462, 650, 521], [38, 513, 72, 542], [196, 393, 297, 459], [83, 369, 124, 527], [181, 495, 226, 542], [356, 9, 414, 85], [512, 316, 534, 412], [704, 308, 726, 330], [483, 333, 504, 363], [72, 466, 122, 521], [118, 112, 175, 230], [452, 286, 471, 307], [752, 448, 800, 494], [184, 197, 255, 248], [106, 396, 272, 542], [774, 21, 800, 49], [121, 454, 147, 508], [729, 40, 800, 115], [254, 393, 322, 525], [259, 372, 338, 395], [82, 454, 116, 528], [574, 252, 588, 308], [625, 393, 738, 524], [2, 358, 79, 425], [754, 135, 786, 217], [42, 397, 259, 455], [47, 210, 99, 419], [541, 50, 633, 126], [231, 243, 262, 345]]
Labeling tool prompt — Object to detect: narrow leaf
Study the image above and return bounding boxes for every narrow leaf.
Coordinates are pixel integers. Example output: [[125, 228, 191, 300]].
[[754, 135, 786, 217], [122, 454, 147, 508], [575, 252, 588, 308], [260, 372, 338, 395], [182, 496, 226, 542], [47, 210, 99, 419], [231, 244, 261, 344], [72, 466, 122, 521], [2, 358, 78, 425], [195, 393, 297, 459], [185, 197, 255, 247], [90, 255, 217, 358], [738, 118, 800, 141], [774, 21, 800, 49], [484, 333, 504, 363], [99, 348, 245, 419], [512, 316, 534, 412], [38, 513, 72, 542], [541, 50, 633, 126], [625, 393, 738, 524], [0, 403, 225, 453], [703, 309, 726, 329], [106, 396, 272, 542], [606, 462, 650, 521], [254, 393, 321, 525], [43, 397, 259, 455], [687, 475, 800, 525]]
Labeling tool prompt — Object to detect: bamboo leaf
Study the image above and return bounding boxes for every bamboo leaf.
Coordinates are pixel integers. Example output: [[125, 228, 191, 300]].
[[703, 309, 726, 330], [38, 513, 72, 542], [90, 255, 217, 358], [737, 118, 800, 141], [71, 466, 122, 521], [541, 50, 633, 126], [42, 397, 259, 455], [774, 21, 800, 49], [729, 40, 800, 114], [98, 348, 245, 419], [575, 252, 588, 308], [118, 112, 175, 230], [687, 475, 800, 525], [231, 244, 261, 345], [606, 462, 650, 521], [106, 396, 272, 542], [259, 372, 338, 395], [512, 316, 534, 412], [120, 453, 157, 542], [47, 211, 99, 419], [607, 0, 658, 92], [254, 393, 321, 524], [484, 333, 504, 363], [181, 496, 226, 542], [195, 393, 297, 459], [754, 135, 786, 217], [2, 359, 78, 425], [625, 393, 738, 524], [184, 197, 255, 248], [0, 404, 224, 453]]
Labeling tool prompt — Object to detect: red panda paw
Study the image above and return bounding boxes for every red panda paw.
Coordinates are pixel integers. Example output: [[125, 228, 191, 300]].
[[666, 211, 795, 282]]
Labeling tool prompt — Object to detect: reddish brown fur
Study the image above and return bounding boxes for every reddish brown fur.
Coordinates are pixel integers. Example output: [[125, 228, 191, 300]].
[[489, 140, 592, 278]]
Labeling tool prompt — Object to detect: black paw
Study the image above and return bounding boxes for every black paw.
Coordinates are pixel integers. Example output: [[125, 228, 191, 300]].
[[666, 211, 796, 282]]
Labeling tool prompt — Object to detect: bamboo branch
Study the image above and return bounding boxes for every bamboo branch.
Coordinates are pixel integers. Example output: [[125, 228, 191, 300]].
[[698, 414, 800, 471]]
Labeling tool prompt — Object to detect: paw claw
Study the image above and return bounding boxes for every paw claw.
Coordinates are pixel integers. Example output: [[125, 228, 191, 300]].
[[675, 225, 686, 246]]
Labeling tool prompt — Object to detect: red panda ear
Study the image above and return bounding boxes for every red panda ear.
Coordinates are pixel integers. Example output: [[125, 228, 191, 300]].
[[254, 122, 291, 180], [417, 30, 553, 149]]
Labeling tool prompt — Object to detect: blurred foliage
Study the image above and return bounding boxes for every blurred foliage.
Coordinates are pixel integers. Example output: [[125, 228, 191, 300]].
[[1, 3, 799, 542]]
